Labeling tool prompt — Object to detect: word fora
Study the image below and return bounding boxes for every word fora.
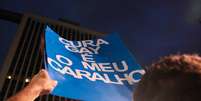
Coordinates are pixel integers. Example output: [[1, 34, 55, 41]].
[[59, 37, 109, 54], [47, 55, 145, 85]]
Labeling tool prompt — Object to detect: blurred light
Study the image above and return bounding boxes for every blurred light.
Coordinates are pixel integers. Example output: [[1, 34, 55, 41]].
[[25, 78, 30, 83], [7, 75, 12, 79]]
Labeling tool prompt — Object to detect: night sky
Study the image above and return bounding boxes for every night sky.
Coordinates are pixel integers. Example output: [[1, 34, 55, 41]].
[[0, 0, 201, 68]]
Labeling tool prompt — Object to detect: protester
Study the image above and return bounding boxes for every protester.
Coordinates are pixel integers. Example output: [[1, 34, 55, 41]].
[[134, 54, 201, 101], [7, 69, 57, 101]]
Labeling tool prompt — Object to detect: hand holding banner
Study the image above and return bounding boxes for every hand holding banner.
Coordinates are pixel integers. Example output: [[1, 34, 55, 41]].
[[44, 26, 145, 101]]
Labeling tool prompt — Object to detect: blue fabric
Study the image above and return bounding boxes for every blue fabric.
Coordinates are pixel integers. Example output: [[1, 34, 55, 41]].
[[44, 26, 145, 101]]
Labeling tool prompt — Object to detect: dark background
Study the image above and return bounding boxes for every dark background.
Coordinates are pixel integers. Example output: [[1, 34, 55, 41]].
[[0, 0, 201, 68]]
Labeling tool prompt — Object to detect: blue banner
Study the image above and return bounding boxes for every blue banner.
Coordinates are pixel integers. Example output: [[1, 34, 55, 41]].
[[44, 26, 145, 101]]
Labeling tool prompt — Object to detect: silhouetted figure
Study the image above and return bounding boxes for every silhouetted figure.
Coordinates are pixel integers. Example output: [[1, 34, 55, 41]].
[[134, 54, 201, 101]]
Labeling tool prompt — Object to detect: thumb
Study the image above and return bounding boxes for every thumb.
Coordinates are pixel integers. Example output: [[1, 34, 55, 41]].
[[51, 80, 58, 87]]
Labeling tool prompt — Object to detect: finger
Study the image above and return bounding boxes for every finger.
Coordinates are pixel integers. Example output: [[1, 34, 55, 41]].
[[40, 69, 46, 73], [51, 80, 58, 87], [41, 69, 50, 78], [46, 83, 56, 93], [40, 90, 51, 95], [38, 69, 45, 76], [39, 69, 49, 78]]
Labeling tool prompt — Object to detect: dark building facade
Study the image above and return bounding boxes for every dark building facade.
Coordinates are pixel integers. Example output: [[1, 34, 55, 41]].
[[0, 9, 103, 101]]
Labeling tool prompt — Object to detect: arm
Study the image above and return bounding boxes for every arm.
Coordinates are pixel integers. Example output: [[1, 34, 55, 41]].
[[7, 69, 57, 101]]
